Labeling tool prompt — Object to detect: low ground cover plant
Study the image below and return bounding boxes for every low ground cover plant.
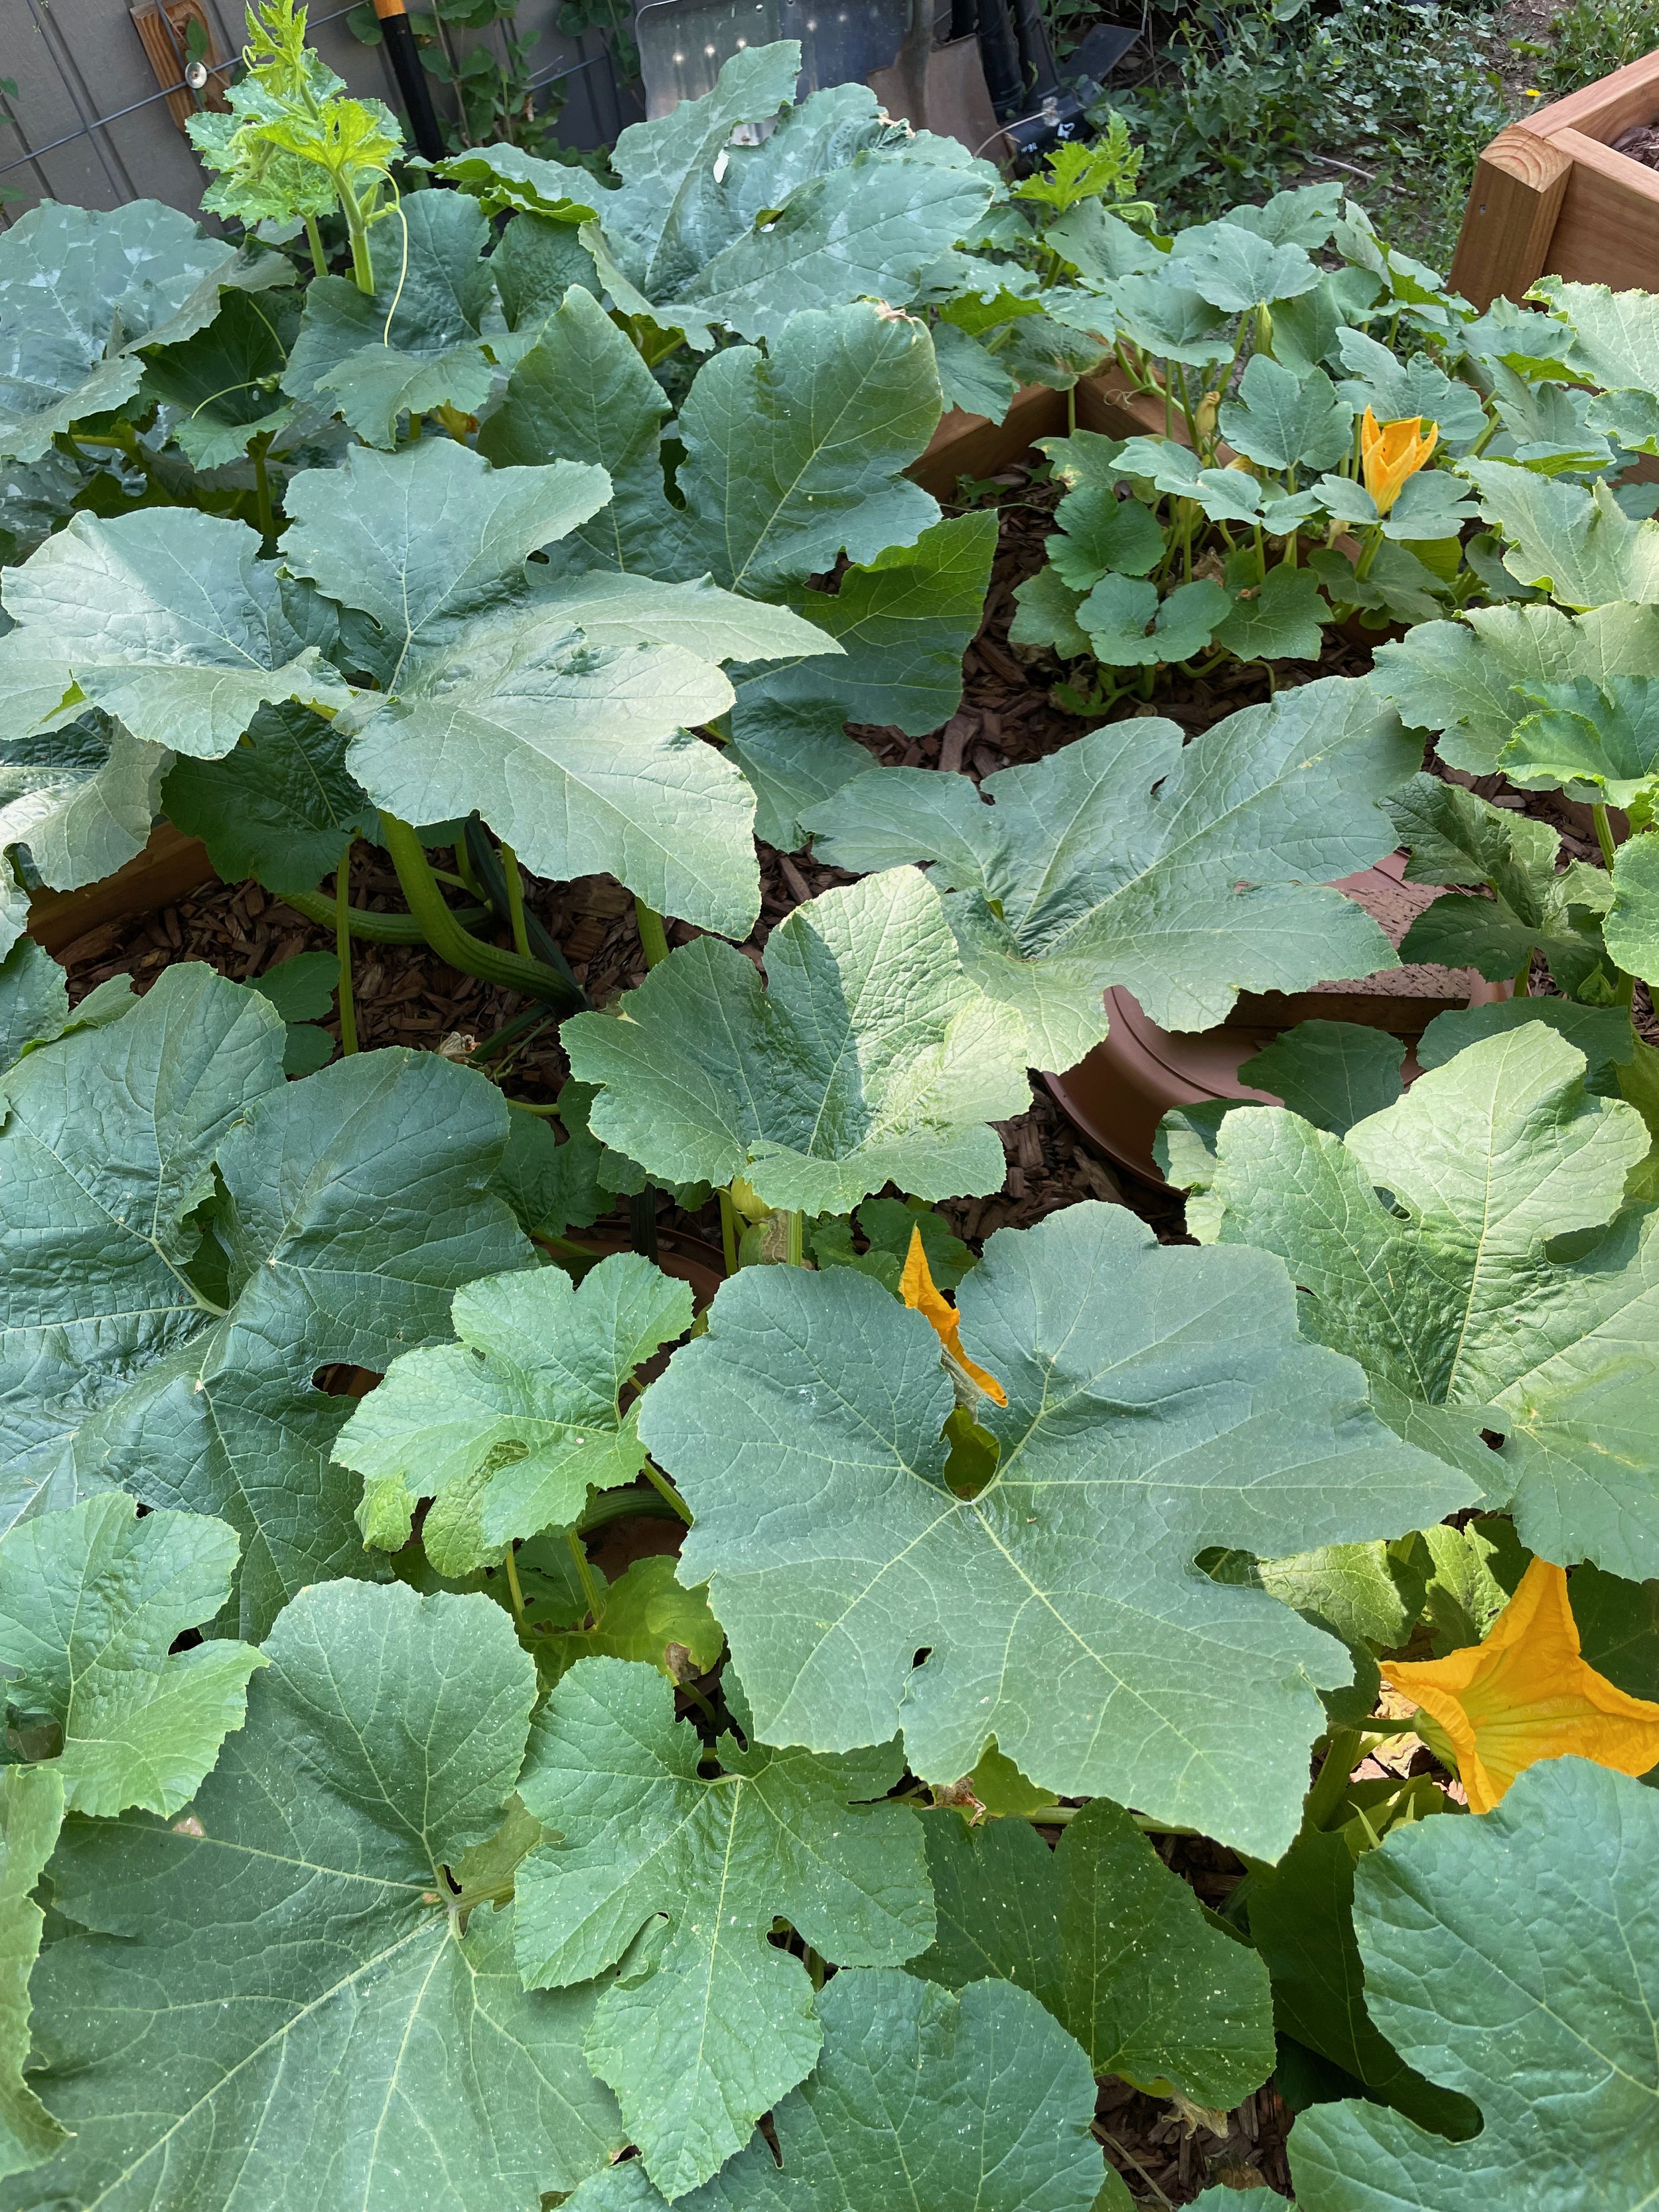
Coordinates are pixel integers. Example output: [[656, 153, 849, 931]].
[[0, 13, 1657, 2208]]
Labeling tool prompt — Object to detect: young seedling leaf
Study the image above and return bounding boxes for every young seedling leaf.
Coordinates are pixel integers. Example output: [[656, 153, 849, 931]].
[[335, 1255, 693, 1572], [19, 1581, 626, 2212], [561, 866, 1033, 1213], [514, 1656, 934, 2198], [1289, 1760, 1659, 2209], [1208, 1025, 1659, 1578], [805, 678, 1414, 1066], [912, 1799, 1275, 2109], [0, 1493, 263, 1817], [640, 1205, 1468, 1858]]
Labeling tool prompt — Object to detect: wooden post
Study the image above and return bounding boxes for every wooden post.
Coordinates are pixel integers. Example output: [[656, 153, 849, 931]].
[[1448, 124, 1573, 309]]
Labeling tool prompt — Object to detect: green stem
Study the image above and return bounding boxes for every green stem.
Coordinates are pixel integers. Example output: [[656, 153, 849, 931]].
[[564, 1527, 606, 1627], [251, 436, 273, 541], [500, 842, 531, 958], [577, 1485, 682, 1535], [1303, 1729, 1364, 1832], [280, 887, 490, 944], [338, 176, 376, 295], [1353, 524, 1385, 583], [784, 1210, 805, 1268], [502, 1545, 526, 1628], [1514, 950, 1533, 997], [304, 214, 328, 280], [717, 1188, 739, 1276], [379, 814, 586, 1010], [641, 1461, 694, 1526], [506, 1096, 563, 1116], [1594, 802, 1619, 871], [334, 845, 358, 1055], [634, 897, 671, 968]]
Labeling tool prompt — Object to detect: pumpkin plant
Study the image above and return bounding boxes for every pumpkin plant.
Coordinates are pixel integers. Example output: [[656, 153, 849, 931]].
[[1, 16, 1658, 2211]]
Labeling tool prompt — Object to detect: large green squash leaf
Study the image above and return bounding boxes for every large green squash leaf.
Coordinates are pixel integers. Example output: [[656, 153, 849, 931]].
[[161, 700, 376, 894], [728, 511, 997, 850], [0, 713, 167, 924], [1371, 601, 1659, 776], [561, 866, 1033, 1213], [0, 1493, 261, 1817], [488, 290, 942, 593], [140, 284, 302, 469], [1607, 831, 1659, 988], [566, 1973, 1110, 2212], [1247, 1826, 1480, 2138], [1208, 1025, 1659, 1578], [912, 1801, 1275, 2108], [0, 507, 350, 759], [0, 1769, 64, 2179], [1289, 1758, 1659, 2207], [585, 47, 995, 346], [9, 1581, 625, 2212], [335, 1254, 693, 1572], [640, 1204, 1468, 1858], [0, 964, 532, 1631], [1391, 773, 1612, 997], [0, 200, 264, 463], [514, 1657, 933, 2198], [282, 437, 826, 933], [1463, 460, 1659, 606], [283, 188, 496, 447], [804, 678, 1415, 1066], [561, 1967, 1108, 2212]]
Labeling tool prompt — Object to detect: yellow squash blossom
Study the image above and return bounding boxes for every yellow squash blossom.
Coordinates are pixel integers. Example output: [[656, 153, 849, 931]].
[[1382, 1557, 1659, 1814], [899, 1228, 1007, 1406], [1360, 407, 1438, 515]]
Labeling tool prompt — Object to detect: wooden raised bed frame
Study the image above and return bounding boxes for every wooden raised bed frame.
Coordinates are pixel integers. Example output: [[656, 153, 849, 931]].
[[1450, 47, 1659, 307]]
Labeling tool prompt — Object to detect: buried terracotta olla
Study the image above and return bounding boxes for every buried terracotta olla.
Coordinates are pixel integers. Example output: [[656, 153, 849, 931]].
[[1044, 851, 1510, 1185]]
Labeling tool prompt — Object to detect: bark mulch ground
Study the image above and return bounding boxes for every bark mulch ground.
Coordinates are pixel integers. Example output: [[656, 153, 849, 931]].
[[48, 457, 1598, 2204]]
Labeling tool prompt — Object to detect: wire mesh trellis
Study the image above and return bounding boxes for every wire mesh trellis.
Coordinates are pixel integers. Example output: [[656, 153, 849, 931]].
[[0, 0, 634, 221]]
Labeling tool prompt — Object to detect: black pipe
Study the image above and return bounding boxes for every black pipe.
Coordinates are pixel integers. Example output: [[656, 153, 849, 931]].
[[975, 0, 1024, 118], [370, 0, 446, 163]]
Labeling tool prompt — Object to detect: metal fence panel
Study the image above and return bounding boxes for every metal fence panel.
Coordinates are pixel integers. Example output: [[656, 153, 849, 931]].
[[0, 0, 633, 222]]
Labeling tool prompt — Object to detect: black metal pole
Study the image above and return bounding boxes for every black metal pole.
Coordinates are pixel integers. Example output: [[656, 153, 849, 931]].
[[371, 0, 446, 163]]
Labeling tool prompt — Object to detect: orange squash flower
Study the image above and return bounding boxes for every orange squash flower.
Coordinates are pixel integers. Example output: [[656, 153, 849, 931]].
[[1382, 1557, 1659, 1814], [1360, 407, 1439, 515], [899, 1227, 1006, 1406]]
